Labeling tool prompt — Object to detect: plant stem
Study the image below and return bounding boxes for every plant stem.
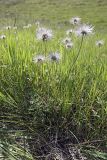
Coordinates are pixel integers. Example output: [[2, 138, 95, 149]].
[[44, 41, 47, 56], [68, 35, 84, 77], [72, 35, 84, 70]]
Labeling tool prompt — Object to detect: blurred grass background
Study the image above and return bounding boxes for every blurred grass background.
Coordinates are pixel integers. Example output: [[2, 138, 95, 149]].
[[0, 0, 107, 32]]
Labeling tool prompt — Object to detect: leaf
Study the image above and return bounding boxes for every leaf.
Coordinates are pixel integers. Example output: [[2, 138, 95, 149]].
[[85, 149, 107, 160]]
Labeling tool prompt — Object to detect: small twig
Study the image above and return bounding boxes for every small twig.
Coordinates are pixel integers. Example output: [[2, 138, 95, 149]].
[[66, 139, 107, 147]]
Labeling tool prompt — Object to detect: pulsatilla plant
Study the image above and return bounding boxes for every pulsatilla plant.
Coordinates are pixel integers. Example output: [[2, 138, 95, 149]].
[[0, 17, 107, 160]]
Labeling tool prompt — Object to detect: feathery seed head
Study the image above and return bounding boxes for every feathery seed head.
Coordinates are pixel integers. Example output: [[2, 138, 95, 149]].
[[70, 17, 81, 25], [65, 42, 74, 49], [5, 26, 11, 30], [62, 37, 71, 45], [0, 35, 6, 40], [36, 27, 53, 41], [96, 40, 104, 47], [33, 55, 46, 63], [75, 24, 94, 36], [66, 29, 73, 36], [35, 21, 40, 27], [49, 52, 61, 62]]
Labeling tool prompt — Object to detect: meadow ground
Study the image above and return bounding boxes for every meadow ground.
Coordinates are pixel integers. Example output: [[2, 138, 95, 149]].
[[0, 0, 107, 32], [0, 0, 107, 160]]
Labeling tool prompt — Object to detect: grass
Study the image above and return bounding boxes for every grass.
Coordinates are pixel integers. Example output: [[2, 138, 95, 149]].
[[0, 0, 107, 159], [0, 0, 107, 32], [0, 22, 107, 159]]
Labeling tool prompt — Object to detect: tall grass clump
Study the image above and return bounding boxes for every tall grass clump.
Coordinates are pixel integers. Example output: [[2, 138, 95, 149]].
[[0, 18, 107, 160]]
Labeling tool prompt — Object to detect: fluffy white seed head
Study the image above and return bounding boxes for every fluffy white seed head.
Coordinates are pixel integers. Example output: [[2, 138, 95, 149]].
[[66, 29, 73, 36], [96, 40, 104, 47], [33, 55, 46, 63], [36, 27, 53, 41], [65, 42, 74, 49], [5, 26, 11, 30], [70, 17, 81, 25], [75, 24, 94, 36], [62, 37, 71, 45], [35, 21, 40, 27], [49, 52, 61, 62], [0, 35, 6, 39]]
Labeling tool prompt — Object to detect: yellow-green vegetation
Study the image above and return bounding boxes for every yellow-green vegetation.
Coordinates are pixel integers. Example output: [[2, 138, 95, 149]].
[[0, 0, 107, 159], [0, 21, 107, 159], [0, 0, 107, 32]]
